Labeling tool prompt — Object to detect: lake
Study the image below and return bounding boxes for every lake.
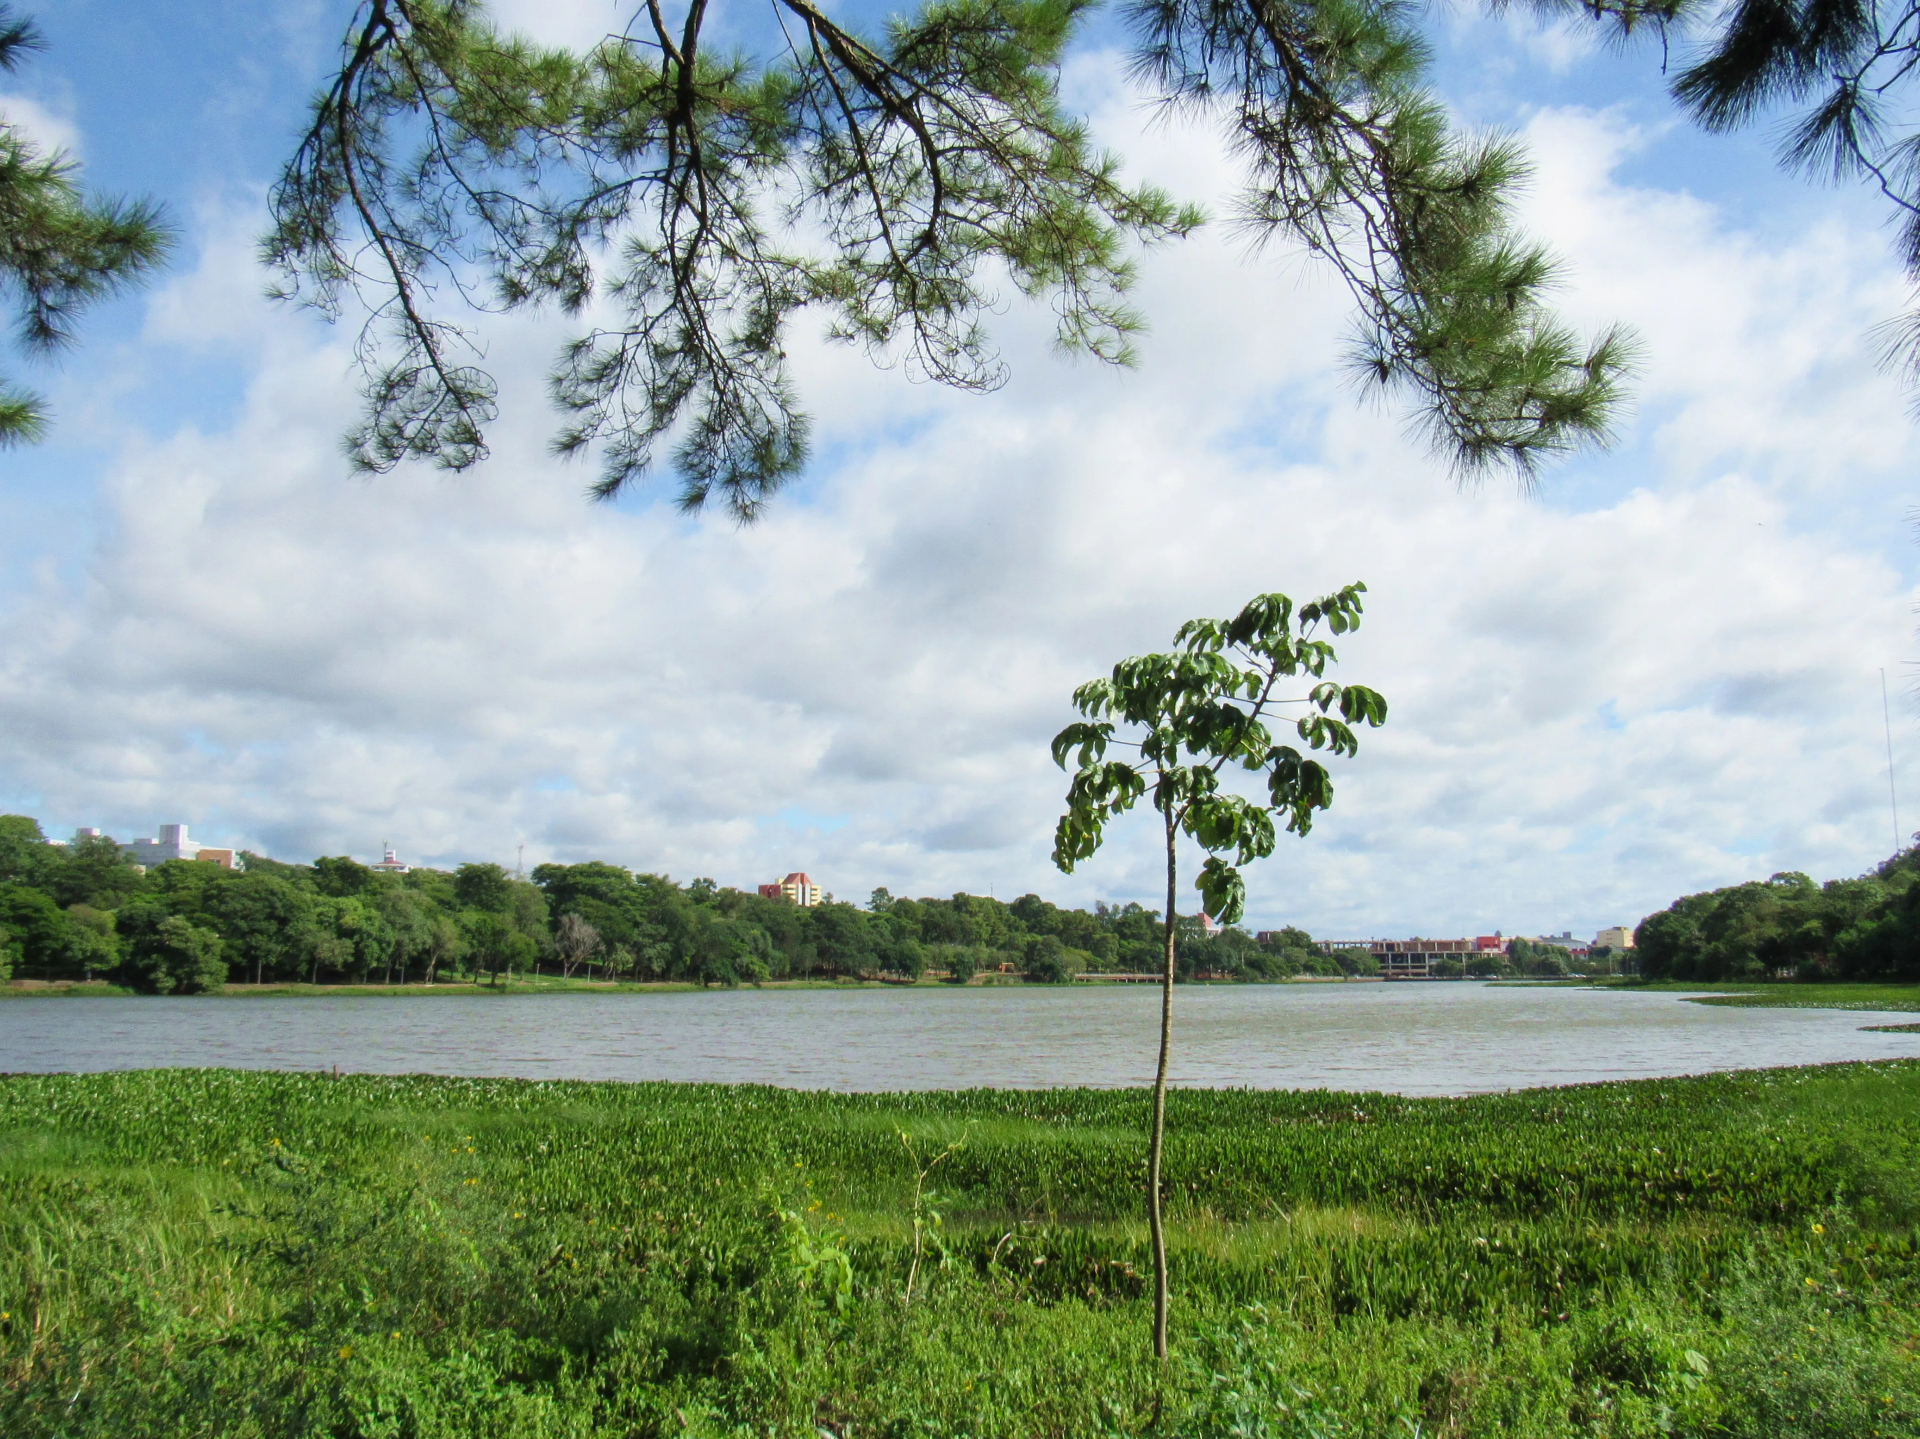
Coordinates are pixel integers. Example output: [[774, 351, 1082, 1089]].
[[3, 982, 1918, 1093]]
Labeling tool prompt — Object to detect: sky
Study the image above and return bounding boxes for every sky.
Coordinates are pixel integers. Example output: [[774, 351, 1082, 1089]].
[[1, 0, 1917, 940]]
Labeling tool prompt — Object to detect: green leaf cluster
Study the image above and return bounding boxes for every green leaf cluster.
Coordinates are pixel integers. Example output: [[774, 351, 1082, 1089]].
[[1052, 584, 1385, 924], [1133, 0, 1635, 476]]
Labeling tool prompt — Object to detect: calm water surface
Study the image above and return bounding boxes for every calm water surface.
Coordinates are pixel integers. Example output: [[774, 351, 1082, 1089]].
[[3, 983, 1918, 1093]]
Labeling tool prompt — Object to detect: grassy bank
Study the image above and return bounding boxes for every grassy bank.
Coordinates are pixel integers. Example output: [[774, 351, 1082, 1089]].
[[0, 973, 1356, 999], [3, 1065, 1919, 1437], [1602, 980, 1920, 1014]]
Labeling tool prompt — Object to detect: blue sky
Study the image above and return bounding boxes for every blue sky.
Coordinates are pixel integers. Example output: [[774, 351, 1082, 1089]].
[[2, 0, 1917, 940]]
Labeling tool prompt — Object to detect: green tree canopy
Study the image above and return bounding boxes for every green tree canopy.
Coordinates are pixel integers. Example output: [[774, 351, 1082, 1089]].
[[0, 880, 68, 974], [1022, 931, 1081, 982], [453, 861, 514, 912], [271, 0, 1630, 517], [0, 807, 1469, 992], [1634, 860, 1919, 981], [48, 832, 143, 909], [809, 901, 877, 977], [461, 908, 535, 984], [375, 885, 439, 980], [0, 814, 50, 887], [125, 914, 227, 995], [312, 854, 377, 897], [204, 872, 313, 985]]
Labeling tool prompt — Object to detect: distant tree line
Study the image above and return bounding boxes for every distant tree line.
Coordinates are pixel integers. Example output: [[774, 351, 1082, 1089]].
[[1634, 851, 1920, 982], [0, 815, 1363, 992]]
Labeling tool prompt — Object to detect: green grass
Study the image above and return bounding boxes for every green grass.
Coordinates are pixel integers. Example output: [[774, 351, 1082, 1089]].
[[3, 1065, 1919, 1437], [1600, 981, 1920, 1014]]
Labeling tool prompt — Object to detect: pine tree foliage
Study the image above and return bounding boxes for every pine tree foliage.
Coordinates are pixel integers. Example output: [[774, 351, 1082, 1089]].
[[268, 0, 1199, 518], [0, 8, 172, 446], [270, 0, 1633, 517], [1522, 0, 1920, 399], [1130, 0, 1633, 476]]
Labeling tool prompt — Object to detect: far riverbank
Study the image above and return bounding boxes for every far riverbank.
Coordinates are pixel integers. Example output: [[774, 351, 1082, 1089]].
[[0, 972, 1392, 1000]]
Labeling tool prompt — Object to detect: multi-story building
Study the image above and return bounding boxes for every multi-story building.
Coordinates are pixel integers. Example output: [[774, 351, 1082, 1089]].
[[1308, 929, 1611, 978], [1593, 925, 1636, 950], [119, 823, 242, 870], [757, 872, 821, 907], [1316, 936, 1483, 979]]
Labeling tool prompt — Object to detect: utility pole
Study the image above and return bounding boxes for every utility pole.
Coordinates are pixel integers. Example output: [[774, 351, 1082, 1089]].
[[1882, 669, 1902, 854]]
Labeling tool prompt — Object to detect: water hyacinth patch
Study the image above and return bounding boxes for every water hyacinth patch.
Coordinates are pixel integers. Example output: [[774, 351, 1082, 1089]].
[[0, 1062, 1915, 1435]]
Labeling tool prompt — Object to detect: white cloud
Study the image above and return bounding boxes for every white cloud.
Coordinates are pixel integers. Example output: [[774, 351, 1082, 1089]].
[[0, 91, 81, 157], [1, 73, 1916, 946], [1515, 108, 1914, 493], [486, 0, 653, 52], [1506, 13, 1601, 74]]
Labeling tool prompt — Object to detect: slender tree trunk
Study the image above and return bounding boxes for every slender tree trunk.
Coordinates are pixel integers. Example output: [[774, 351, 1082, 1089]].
[[1149, 806, 1176, 1361]]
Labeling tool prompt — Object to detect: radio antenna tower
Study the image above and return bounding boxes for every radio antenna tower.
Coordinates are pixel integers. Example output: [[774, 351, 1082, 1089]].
[[516, 842, 525, 881], [1883, 669, 1902, 854]]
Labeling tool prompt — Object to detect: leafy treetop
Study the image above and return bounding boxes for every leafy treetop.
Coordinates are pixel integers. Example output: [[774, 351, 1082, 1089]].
[[1052, 583, 1386, 923]]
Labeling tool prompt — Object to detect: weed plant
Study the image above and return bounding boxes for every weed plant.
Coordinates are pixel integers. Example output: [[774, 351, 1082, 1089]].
[[2, 1063, 1918, 1436]]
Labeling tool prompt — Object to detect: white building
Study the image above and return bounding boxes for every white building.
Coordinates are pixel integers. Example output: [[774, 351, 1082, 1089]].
[[119, 823, 242, 870], [370, 844, 411, 875]]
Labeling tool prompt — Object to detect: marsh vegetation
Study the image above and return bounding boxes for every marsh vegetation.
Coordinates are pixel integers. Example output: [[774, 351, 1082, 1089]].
[[3, 1062, 1917, 1436]]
